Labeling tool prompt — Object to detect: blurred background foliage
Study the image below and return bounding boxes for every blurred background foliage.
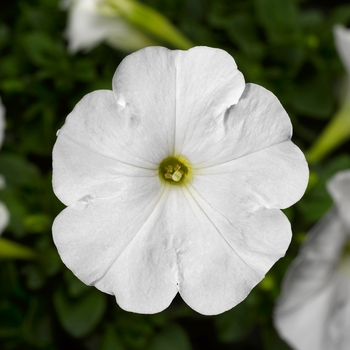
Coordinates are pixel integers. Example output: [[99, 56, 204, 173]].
[[1, 0, 350, 349]]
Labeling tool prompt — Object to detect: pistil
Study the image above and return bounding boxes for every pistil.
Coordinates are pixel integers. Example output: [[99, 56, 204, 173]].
[[158, 156, 191, 185]]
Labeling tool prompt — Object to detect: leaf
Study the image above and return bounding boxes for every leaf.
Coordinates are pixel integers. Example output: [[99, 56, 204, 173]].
[[289, 74, 334, 118], [255, 0, 298, 41], [330, 4, 350, 26], [23, 214, 51, 233], [23, 297, 53, 346], [226, 13, 265, 59], [215, 293, 258, 343], [0, 238, 36, 260], [262, 327, 293, 350], [64, 269, 91, 298], [53, 287, 107, 338], [21, 31, 64, 67], [23, 264, 45, 290], [0, 153, 39, 187], [100, 324, 126, 350], [148, 324, 192, 350]]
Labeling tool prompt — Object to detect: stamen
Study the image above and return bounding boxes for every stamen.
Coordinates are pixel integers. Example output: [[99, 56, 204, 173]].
[[171, 166, 184, 182], [158, 156, 191, 185]]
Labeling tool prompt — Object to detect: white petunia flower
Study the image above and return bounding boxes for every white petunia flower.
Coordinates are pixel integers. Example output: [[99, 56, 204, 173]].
[[334, 25, 350, 77], [52, 46, 309, 315], [0, 200, 9, 235], [307, 25, 350, 163], [0, 97, 9, 235], [274, 170, 350, 350], [63, 0, 157, 53]]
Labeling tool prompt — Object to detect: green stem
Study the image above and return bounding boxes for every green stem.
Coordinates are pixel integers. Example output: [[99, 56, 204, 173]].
[[306, 104, 350, 163], [104, 0, 194, 50]]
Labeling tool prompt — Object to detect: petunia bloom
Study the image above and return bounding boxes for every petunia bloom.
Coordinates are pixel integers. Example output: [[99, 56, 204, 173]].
[[0, 97, 9, 235], [52, 46, 309, 315], [62, 0, 193, 53], [274, 170, 350, 350], [62, 0, 157, 53], [0, 197, 8, 235], [307, 25, 350, 162], [334, 25, 350, 78]]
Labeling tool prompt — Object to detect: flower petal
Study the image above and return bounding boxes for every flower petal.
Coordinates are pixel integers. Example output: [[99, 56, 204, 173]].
[[276, 278, 342, 350], [65, 0, 115, 52], [334, 25, 350, 76], [53, 90, 162, 206], [112, 46, 179, 156], [171, 47, 245, 156], [192, 83, 293, 167], [93, 187, 183, 313], [52, 180, 179, 314], [0, 201, 9, 235], [274, 210, 349, 350], [176, 185, 291, 315], [65, 0, 154, 52], [112, 46, 245, 158], [275, 210, 346, 313], [327, 170, 350, 230], [195, 141, 308, 209]]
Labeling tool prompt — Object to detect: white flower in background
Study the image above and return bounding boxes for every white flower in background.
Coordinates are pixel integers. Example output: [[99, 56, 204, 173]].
[[334, 25, 350, 77], [63, 0, 157, 53], [306, 25, 350, 163], [274, 170, 350, 350], [0, 200, 9, 235], [52, 46, 308, 315], [0, 97, 9, 235]]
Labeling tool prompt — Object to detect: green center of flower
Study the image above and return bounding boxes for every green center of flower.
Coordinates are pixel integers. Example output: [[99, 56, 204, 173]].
[[159, 156, 192, 185]]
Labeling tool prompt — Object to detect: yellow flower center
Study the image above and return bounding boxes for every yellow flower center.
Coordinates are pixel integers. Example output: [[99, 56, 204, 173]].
[[158, 155, 192, 186]]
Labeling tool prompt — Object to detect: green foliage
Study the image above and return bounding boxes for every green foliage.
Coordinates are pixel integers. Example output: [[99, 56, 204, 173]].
[[53, 287, 107, 338], [215, 292, 259, 343], [0, 0, 349, 349], [147, 324, 192, 350]]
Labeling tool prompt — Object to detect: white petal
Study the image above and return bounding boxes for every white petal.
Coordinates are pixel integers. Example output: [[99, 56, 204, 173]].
[[275, 275, 350, 350], [53, 90, 163, 206], [93, 187, 182, 313], [327, 170, 350, 229], [65, 0, 113, 52], [112, 46, 245, 160], [52, 180, 178, 314], [274, 210, 349, 350], [328, 278, 350, 350], [112, 47, 177, 156], [171, 47, 245, 157], [276, 279, 339, 350], [65, 0, 153, 52], [334, 25, 350, 76], [54, 176, 291, 315], [0, 201, 9, 235], [196, 141, 308, 209], [193, 83, 293, 167], [176, 184, 291, 315]]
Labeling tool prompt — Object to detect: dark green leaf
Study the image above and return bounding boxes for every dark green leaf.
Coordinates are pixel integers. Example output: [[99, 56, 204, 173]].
[[53, 287, 107, 338], [148, 324, 192, 350]]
